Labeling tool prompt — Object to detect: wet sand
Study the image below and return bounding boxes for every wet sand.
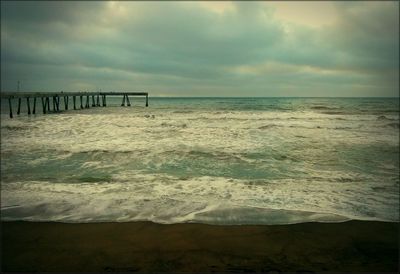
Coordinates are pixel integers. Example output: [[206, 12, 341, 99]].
[[1, 220, 398, 272]]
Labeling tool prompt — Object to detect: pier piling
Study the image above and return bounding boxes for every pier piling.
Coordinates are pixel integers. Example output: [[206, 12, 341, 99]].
[[46, 97, 50, 112], [52, 96, 56, 112], [56, 96, 60, 112], [17, 98, 21, 115], [64, 96, 69, 110], [33, 97, 36, 114], [2, 91, 148, 118], [8, 98, 13, 118], [41, 97, 46, 114], [55, 96, 57, 112], [27, 97, 31, 115]]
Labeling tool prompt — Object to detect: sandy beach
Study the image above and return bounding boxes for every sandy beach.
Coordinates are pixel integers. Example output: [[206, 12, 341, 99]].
[[1, 220, 398, 272]]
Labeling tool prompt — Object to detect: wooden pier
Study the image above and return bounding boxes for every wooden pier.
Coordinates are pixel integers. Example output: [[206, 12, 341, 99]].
[[1, 92, 148, 118]]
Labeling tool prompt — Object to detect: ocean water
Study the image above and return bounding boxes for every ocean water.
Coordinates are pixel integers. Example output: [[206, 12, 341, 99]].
[[0, 96, 399, 225]]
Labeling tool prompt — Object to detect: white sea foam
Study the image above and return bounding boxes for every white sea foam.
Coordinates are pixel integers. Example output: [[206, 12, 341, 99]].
[[1, 172, 398, 224], [1, 98, 399, 224]]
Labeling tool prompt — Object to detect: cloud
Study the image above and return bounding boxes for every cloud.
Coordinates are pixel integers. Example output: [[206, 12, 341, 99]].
[[1, 1, 398, 96], [326, 2, 399, 68]]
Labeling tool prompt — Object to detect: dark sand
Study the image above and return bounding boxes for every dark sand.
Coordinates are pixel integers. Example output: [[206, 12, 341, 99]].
[[1, 220, 398, 272]]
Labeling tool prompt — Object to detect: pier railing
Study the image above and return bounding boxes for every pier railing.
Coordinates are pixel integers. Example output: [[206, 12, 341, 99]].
[[1, 92, 148, 118]]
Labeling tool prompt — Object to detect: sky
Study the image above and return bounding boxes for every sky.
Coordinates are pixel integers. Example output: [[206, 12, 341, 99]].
[[1, 1, 399, 97]]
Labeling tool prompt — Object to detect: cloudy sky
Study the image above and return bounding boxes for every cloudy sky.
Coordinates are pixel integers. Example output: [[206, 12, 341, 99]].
[[1, 1, 399, 97]]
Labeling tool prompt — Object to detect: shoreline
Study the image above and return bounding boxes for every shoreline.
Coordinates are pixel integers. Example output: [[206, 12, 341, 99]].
[[1, 220, 398, 272]]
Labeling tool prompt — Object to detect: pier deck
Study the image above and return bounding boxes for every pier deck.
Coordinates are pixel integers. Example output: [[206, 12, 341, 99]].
[[1, 92, 148, 118]]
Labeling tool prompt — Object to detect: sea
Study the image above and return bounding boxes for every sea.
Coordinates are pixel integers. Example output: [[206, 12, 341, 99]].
[[0, 96, 399, 225]]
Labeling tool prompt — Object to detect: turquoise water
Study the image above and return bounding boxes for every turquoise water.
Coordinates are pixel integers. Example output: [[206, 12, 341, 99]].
[[1, 97, 399, 224]]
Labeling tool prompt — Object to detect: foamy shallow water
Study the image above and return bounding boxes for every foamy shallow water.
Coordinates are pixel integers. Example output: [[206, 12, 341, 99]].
[[1, 97, 399, 224]]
